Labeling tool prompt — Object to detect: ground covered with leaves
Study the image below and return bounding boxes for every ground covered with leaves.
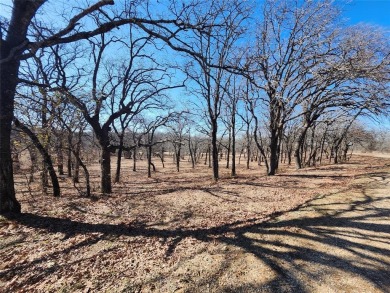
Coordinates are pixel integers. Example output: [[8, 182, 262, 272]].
[[1, 155, 389, 292]]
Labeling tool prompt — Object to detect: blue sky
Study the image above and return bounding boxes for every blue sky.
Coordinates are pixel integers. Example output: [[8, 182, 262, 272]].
[[342, 0, 390, 29]]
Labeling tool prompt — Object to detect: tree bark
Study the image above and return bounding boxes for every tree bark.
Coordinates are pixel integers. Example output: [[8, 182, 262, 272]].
[[100, 146, 112, 194], [268, 129, 279, 175], [294, 126, 309, 169], [188, 136, 195, 168], [0, 0, 45, 214], [231, 118, 236, 177], [115, 134, 124, 183], [211, 120, 219, 181], [226, 129, 231, 169], [133, 147, 137, 172], [67, 133, 73, 178], [73, 143, 80, 183], [147, 145, 152, 178]]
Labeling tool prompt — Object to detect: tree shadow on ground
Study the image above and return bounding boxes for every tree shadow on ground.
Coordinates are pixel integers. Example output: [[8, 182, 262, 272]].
[[5, 173, 390, 292]]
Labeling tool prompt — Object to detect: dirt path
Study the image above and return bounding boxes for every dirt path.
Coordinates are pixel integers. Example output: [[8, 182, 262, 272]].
[[152, 168, 390, 293], [222, 173, 390, 292], [1, 156, 389, 292]]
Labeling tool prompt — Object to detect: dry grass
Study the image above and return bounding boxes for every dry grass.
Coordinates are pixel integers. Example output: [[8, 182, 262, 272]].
[[1, 154, 389, 292]]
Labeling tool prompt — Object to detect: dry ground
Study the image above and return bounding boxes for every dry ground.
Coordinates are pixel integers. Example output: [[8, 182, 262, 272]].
[[0, 154, 389, 292]]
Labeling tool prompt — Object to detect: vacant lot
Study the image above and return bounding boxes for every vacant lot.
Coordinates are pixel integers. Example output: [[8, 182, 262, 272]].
[[1, 155, 389, 292]]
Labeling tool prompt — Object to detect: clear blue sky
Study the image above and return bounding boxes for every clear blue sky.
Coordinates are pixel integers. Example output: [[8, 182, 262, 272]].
[[342, 0, 390, 29]]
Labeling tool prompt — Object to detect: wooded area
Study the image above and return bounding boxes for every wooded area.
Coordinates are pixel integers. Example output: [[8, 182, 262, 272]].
[[1, 0, 389, 214], [0, 0, 390, 291]]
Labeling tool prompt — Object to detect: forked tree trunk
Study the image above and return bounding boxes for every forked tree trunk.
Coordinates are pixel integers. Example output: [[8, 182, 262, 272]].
[[294, 125, 309, 169]]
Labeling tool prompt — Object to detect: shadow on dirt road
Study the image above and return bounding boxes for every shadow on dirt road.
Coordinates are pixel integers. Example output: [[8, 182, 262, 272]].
[[5, 171, 390, 292]]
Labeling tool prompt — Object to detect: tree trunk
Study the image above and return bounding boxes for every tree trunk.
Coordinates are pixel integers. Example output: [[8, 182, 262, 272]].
[[147, 145, 152, 178], [238, 148, 243, 165], [252, 114, 269, 174], [268, 129, 279, 175], [73, 145, 80, 183], [71, 145, 90, 197], [28, 146, 37, 183], [294, 125, 309, 169], [211, 120, 219, 181], [100, 146, 112, 194], [226, 129, 231, 169], [78, 157, 91, 197], [14, 118, 60, 197], [175, 145, 181, 172], [160, 146, 165, 168], [319, 128, 328, 165], [0, 108, 19, 212], [115, 135, 124, 183], [231, 121, 236, 177], [56, 138, 64, 175], [334, 145, 339, 164], [133, 147, 137, 172], [343, 144, 349, 162], [188, 136, 195, 168], [280, 143, 284, 165], [246, 144, 250, 170], [245, 125, 251, 170], [287, 146, 293, 165], [306, 127, 316, 167], [67, 134, 72, 178], [0, 0, 44, 214]]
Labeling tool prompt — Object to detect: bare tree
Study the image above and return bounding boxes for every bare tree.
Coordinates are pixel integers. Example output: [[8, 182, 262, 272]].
[[139, 113, 176, 178], [62, 29, 182, 193], [249, 0, 342, 175], [292, 24, 390, 169], [185, 0, 250, 181], [221, 74, 245, 176], [168, 112, 190, 172], [0, 0, 241, 214]]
